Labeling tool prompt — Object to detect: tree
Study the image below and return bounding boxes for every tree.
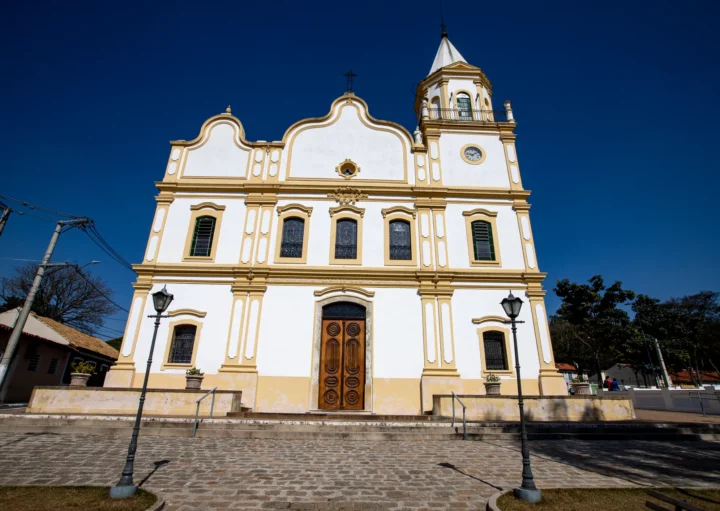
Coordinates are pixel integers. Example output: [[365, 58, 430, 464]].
[[552, 275, 636, 385], [0, 263, 119, 335], [106, 337, 123, 351]]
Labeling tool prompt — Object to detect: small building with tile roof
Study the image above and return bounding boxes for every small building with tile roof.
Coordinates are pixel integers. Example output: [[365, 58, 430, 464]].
[[0, 308, 119, 403]]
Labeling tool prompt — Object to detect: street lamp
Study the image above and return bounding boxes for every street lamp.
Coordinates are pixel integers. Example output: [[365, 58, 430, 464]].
[[110, 286, 173, 499], [501, 291, 541, 504]]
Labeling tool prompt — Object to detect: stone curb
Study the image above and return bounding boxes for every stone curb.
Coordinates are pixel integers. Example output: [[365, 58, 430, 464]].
[[147, 494, 165, 511], [486, 490, 511, 511]]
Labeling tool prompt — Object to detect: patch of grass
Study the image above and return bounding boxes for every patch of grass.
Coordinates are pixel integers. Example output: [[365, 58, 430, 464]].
[[497, 488, 720, 511], [0, 486, 157, 511]]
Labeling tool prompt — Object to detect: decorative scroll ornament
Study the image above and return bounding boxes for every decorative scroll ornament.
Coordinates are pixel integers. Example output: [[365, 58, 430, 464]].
[[328, 187, 367, 205]]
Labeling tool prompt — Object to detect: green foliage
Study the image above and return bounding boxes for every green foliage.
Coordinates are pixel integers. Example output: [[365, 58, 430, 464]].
[[106, 337, 123, 351], [571, 374, 586, 383], [71, 361, 96, 374], [186, 367, 204, 376], [484, 373, 500, 383]]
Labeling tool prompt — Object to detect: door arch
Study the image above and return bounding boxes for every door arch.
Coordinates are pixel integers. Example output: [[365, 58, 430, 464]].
[[311, 295, 373, 411]]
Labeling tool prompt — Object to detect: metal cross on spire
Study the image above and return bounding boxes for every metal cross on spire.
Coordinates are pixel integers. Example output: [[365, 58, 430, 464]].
[[344, 69, 357, 93], [440, 3, 448, 38]]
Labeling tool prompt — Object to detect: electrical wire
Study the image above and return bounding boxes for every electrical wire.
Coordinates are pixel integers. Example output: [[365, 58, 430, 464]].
[[14, 211, 60, 223], [0, 257, 44, 263], [0, 194, 80, 218], [79, 224, 135, 272], [96, 324, 127, 335], [71, 266, 130, 313]]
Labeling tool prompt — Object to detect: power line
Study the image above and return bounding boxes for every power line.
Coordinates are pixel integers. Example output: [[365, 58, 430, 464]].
[[0, 257, 44, 263], [71, 266, 130, 313], [97, 324, 127, 335], [80, 224, 135, 272], [0, 194, 80, 219], [14, 211, 60, 223]]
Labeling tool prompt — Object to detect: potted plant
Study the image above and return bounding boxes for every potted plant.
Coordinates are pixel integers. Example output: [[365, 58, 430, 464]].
[[185, 367, 204, 390], [571, 374, 591, 395], [484, 373, 501, 395], [69, 361, 95, 387]]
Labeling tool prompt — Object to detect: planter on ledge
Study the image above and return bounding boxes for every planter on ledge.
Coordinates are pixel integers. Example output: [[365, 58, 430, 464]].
[[69, 373, 91, 387], [484, 381, 501, 395], [185, 375, 204, 390], [572, 382, 591, 395]]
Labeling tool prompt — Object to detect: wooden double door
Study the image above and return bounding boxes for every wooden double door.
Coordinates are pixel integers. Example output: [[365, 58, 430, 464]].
[[319, 318, 365, 410]]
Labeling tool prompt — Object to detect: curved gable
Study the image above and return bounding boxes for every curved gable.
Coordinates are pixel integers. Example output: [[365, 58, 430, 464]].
[[280, 95, 412, 183], [182, 114, 252, 178]]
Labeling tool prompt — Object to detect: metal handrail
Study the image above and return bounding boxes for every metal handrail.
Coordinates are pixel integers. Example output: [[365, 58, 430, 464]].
[[192, 387, 217, 437], [451, 392, 467, 440], [688, 391, 720, 416], [421, 108, 507, 123]]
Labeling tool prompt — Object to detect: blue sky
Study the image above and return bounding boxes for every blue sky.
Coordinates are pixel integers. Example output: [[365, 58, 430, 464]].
[[1, 0, 718, 339]]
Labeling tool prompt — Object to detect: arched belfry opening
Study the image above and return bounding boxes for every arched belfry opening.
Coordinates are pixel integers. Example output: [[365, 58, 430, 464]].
[[318, 301, 367, 410]]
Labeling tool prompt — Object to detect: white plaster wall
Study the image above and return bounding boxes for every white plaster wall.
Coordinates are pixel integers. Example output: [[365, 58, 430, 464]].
[[439, 133, 510, 188], [134, 283, 234, 375], [183, 122, 251, 178], [157, 197, 245, 264], [452, 288, 541, 379], [373, 288, 424, 378], [282, 102, 410, 182], [445, 203, 525, 270], [268, 200, 420, 268], [256, 286, 316, 377]]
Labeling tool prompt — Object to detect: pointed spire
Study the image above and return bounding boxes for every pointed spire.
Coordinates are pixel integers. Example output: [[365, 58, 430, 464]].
[[428, 35, 467, 75]]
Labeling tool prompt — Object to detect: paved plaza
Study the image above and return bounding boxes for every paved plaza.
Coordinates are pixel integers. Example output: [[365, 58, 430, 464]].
[[0, 432, 718, 510]]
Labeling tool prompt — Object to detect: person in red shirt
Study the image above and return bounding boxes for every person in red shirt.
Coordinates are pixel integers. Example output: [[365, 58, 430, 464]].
[[604, 375, 613, 391]]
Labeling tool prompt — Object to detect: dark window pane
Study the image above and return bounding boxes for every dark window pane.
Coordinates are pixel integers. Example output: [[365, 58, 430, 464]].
[[280, 217, 305, 258], [389, 220, 412, 260], [483, 331, 507, 370], [322, 302, 366, 319], [169, 325, 197, 364], [471, 220, 495, 261], [48, 358, 58, 374], [457, 95, 472, 120], [190, 216, 216, 257], [334, 219, 357, 259]]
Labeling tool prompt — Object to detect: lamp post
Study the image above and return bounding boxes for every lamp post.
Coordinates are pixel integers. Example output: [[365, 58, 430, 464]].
[[501, 291, 541, 504], [110, 286, 173, 499]]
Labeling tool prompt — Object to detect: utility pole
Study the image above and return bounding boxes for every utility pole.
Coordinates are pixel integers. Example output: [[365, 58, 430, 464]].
[[0, 203, 11, 238], [651, 336, 672, 388], [0, 217, 90, 402]]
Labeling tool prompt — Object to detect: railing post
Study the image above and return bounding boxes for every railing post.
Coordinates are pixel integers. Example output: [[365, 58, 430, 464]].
[[462, 406, 467, 441], [210, 389, 216, 419], [504, 100, 516, 123], [451, 392, 456, 428], [192, 401, 200, 437]]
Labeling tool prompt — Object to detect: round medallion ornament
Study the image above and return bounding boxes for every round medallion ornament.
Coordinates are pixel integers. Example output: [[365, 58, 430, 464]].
[[460, 144, 486, 165], [324, 389, 339, 404], [346, 323, 361, 337], [326, 322, 341, 336], [345, 390, 360, 405]]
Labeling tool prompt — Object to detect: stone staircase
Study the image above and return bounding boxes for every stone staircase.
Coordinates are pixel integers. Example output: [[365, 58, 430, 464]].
[[0, 413, 718, 441]]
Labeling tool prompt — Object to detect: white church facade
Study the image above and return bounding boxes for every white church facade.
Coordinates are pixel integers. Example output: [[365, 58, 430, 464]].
[[106, 34, 567, 414]]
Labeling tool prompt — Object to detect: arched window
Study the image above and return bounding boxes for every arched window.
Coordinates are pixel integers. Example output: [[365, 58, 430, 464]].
[[431, 97, 441, 120], [471, 220, 495, 261], [334, 219, 357, 260], [483, 331, 508, 370], [168, 325, 197, 364], [190, 216, 216, 257], [389, 220, 412, 260], [280, 217, 305, 258], [457, 93, 472, 121]]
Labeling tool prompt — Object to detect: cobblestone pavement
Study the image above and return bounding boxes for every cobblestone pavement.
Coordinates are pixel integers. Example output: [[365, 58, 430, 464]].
[[0, 433, 718, 510]]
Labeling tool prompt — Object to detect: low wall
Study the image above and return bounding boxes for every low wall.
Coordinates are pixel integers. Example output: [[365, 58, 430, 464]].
[[27, 387, 243, 417], [622, 388, 720, 415], [432, 394, 635, 421]]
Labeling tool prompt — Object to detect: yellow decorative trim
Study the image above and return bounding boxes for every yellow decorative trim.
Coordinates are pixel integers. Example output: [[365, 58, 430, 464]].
[[472, 316, 508, 325], [381, 206, 416, 219], [462, 208, 497, 217], [335, 159, 360, 179], [328, 187, 367, 206], [329, 205, 365, 218], [460, 144, 487, 165], [182, 207, 224, 263], [274, 208, 311, 264], [276, 203, 313, 216], [384, 210, 418, 267], [190, 202, 226, 211], [161, 319, 203, 370], [464, 210, 502, 267], [313, 286, 375, 297], [167, 309, 207, 318], [329, 209, 363, 265], [476, 325, 516, 377]]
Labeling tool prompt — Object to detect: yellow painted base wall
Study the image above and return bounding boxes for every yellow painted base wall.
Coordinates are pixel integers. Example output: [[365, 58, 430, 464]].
[[27, 387, 243, 417], [432, 395, 635, 421], [255, 376, 311, 413]]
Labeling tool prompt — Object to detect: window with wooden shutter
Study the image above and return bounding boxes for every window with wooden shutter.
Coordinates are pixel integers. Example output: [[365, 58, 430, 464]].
[[190, 216, 216, 257], [280, 217, 305, 258], [471, 220, 495, 261], [483, 331, 508, 371]]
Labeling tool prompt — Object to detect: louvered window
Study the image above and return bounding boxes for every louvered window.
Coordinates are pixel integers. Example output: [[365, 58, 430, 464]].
[[168, 325, 197, 364], [389, 220, 412, 260], [334, 219, 357, 259], [471, 220, 495, 261], [483, 331, 508, 371], [48, 358, 59, 374], [190, 216, 216, 257], [280, 217, 305, 258], [457, 93, 472, 120]]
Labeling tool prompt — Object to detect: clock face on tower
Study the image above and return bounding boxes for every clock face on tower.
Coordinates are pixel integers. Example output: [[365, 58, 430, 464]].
[[462, 145, 484, 164]]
